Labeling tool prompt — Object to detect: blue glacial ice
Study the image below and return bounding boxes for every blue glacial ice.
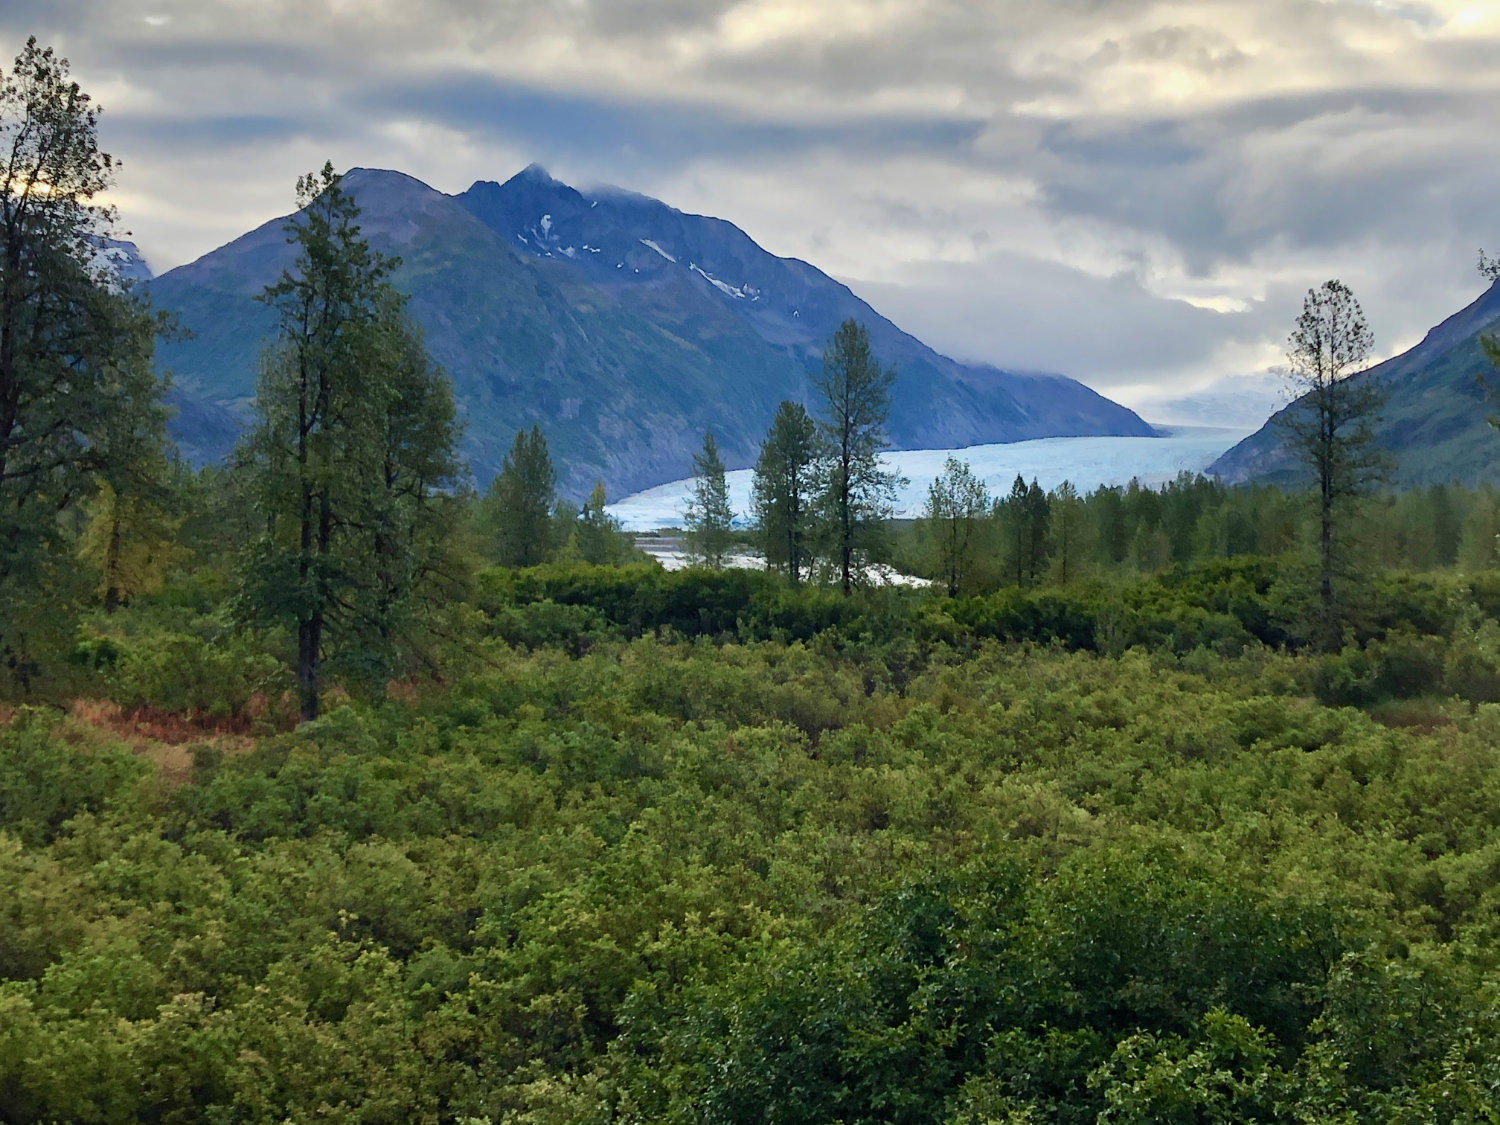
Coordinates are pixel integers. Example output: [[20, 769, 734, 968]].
[[607, 425, 1254, 532]]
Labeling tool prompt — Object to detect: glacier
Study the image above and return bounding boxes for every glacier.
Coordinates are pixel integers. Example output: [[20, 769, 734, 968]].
[[607, 426, 1255, 531]]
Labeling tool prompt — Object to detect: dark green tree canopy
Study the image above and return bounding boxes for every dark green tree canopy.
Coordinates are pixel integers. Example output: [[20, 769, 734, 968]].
[[0, 38, 166, 687], [751, 400, 817, 583], [486, 424, 558, 568], [235, 164, 459, 718]]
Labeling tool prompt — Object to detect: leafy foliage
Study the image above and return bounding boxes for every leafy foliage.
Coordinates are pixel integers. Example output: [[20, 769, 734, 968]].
[[684, 430, 734, 567], [751, 400, 818, 583], [813, 319, 902, 593], [234, 165, 460, 718], [0, 39, 167, 690], [7, 541, 1500, 1120]]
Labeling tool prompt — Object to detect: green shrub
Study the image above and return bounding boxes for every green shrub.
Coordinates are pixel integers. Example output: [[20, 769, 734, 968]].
[[110, 631, 288, 718], [0, 711, 146, 846]]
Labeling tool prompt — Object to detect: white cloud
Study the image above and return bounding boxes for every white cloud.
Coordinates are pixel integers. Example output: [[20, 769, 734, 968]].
[[6, 0, 1499, 396]]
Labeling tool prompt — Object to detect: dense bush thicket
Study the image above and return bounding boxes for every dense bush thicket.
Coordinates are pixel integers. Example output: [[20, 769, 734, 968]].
[[3, 558, 1500, 1121]]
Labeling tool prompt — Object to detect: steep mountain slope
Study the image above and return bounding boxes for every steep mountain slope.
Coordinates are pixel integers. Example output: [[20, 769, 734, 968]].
[[1210, 281, 1500, 487], [151, 166, 1151, 496]]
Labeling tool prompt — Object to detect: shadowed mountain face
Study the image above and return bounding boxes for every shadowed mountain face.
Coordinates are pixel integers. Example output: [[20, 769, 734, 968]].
[[151, 165, 1152, 497], [1209, 281, 1500, 488]]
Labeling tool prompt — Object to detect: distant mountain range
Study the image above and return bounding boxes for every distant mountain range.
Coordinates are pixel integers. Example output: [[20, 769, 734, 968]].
[[1211, 281, 1500, 487], [144, 165, 1152, 496]]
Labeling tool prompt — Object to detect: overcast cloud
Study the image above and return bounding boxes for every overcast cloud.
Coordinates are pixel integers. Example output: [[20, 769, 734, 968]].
[[7, 0, 1500, 406]]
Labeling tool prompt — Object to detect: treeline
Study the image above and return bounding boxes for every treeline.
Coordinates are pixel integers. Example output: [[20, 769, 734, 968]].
[[897, 468, 1498, 593]]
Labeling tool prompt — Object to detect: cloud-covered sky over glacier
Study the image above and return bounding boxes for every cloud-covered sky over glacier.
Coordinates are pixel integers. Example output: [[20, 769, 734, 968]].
[[7, 0, 1500, 404]]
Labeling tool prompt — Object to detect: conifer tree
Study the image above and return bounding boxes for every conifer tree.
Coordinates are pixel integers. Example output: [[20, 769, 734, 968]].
[[1004, 474, 1029, 586], [685, 430, 734, 567], [78, 461, 182, 613], [751, 401, 817, 583], [1093, 485, 1129, 567], [235, 164, 458, 719], [1049, 480, 1082, 586], [348, 292, 462, 677], [485, 425, 556, 567], [812, 320, 900, 593], [1025, 479, 1051, 584], [1001, 475, 1051, 586]]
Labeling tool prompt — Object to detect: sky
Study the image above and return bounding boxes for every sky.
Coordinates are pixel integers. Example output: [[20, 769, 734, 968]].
[[7, 0, 1500, 408]]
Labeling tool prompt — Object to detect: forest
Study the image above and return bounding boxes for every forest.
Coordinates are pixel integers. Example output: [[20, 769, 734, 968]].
[[5, 35, 1500, 1125]]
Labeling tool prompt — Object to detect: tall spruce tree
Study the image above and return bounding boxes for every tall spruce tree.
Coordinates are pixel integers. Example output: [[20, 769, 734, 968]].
[[1277, 279, 1385, 649], [235, 164, 459, 719], [751, 400, 817, 583], [0, 38, 167, 688], [1025, 479, 1051, 584], [1004, 475, 1029, 586], [1002, 475, 1051, 587], [485, 425, 557, 567], [685, 430, 734, 567], [812, 320, 899, 593]]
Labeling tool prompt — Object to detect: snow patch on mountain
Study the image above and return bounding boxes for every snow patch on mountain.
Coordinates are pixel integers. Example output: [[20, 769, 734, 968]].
[[640, 238, 676, 263], [690, 263, 760, 300], [89, 236, 153, 286]]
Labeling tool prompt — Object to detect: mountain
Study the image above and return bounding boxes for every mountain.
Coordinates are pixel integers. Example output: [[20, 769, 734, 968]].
[[1210, 281, 1500, 487], [149, 165, 1153, 497]]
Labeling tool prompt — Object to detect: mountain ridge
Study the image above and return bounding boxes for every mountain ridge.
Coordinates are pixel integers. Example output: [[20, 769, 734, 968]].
[[149, 165, 1154, 496]]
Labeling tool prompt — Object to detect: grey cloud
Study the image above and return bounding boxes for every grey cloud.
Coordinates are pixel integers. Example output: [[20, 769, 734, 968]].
[[107, 113, 313, 153], [856, 251, 1276, 385], [3, 0, 1499, 399], [359, 71, 985, 176], [1087, 24, 1250, 73], [1024, 87, 1500, 275], [575, 0, 741, 38]]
